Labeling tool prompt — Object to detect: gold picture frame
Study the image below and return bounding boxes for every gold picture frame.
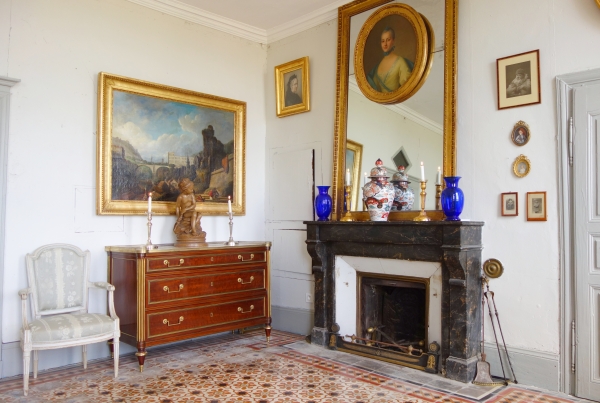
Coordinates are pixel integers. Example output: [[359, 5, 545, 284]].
[[511, 120, 530, 146], [275, 57, 310, 117], [346, 139, 363, 211], [97, 72, 246, 216], [497, 50, 541, 110], [526, 191, 547, 221], [513, 154, 531, 178], [353, 3, 432, 105]]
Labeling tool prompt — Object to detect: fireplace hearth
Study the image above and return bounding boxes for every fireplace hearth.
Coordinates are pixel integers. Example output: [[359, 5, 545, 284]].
[[305, 221, 483, 383]]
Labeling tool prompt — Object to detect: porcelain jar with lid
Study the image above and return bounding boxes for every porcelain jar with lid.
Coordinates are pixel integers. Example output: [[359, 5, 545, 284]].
[[390, 166, 415, 211], [362, 159, 395, 221]]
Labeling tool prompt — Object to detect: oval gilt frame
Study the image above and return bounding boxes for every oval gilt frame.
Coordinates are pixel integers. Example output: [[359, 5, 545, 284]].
[[354, 3, 430, 104], [513, 154, 531, 178]]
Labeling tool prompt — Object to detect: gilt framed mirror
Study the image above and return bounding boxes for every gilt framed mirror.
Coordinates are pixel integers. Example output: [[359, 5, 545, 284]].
[[332, 0, 457, 221]]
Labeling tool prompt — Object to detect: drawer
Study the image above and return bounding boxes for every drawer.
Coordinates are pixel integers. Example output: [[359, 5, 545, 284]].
[[148, 251, 265, 272], [147, 297, 265, 338], [147, 268, 265, 304]]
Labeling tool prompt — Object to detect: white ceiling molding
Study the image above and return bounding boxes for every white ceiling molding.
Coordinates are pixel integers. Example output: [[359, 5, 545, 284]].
[[126, 0, 268, 43], [348, 76, 443, 135], [266, 0, 347, 44]]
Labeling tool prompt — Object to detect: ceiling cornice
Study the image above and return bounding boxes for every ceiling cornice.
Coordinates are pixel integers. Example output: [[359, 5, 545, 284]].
[[126, 0, 345, 44], [348, 76, 443, 135]]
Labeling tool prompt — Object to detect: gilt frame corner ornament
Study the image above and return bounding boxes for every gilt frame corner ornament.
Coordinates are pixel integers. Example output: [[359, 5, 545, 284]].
[[96, 72, 246, 216], [275, 57, 311, 118], [353, 3, 433, 105]]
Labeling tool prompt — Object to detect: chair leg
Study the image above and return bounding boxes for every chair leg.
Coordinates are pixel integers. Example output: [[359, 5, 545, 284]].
[[82, 345, 87, 370], [33, 350, 38, 379], [23, 349, 30, 396], [113, 338, 119, 378]]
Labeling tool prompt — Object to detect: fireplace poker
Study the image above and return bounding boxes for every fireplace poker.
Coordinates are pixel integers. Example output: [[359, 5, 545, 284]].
[[484, 291, 508, 384], [367, 326, 402, 348], [487, 288, 518, 384]]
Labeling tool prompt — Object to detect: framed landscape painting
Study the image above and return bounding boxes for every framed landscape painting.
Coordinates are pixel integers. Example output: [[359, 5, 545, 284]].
[[97, 72, 246, 215]]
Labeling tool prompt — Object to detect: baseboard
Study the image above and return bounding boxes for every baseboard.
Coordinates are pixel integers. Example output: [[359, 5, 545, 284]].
[[1, 341, 137, 378], [271, 305, 314, 336], [483, 342, 559, 392]]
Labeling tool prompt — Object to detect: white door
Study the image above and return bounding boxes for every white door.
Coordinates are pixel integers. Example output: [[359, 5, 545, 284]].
[[573, 82, 600, 400]]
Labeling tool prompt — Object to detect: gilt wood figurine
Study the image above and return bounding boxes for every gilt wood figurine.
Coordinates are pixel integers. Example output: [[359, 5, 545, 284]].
[[173, 178, 207, 247]]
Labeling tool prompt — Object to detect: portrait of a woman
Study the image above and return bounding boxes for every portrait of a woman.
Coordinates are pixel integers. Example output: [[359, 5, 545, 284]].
[[284, 73, 302, 107], [366, 27, 414, 93]]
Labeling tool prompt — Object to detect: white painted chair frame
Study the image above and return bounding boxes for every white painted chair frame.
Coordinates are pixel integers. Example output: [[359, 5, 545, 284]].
[[19, 243, 120, 396]]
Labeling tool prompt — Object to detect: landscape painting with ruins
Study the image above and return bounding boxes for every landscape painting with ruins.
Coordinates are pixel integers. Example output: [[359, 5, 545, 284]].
[[97, 73, 245, 215]]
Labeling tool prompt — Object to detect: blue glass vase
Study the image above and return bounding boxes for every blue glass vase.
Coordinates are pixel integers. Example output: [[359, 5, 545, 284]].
[[441, 177, 464, 221], [315, 186, 332, 221]]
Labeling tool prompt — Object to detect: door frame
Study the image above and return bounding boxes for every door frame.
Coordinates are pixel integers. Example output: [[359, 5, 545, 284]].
[[556, 67, 600, 395]]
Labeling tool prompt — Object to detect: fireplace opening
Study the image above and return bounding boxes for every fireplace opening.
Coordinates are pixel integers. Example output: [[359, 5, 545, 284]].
[[358, 273, 428, 355]]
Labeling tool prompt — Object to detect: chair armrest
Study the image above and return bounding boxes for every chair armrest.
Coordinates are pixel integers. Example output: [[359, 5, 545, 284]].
[[18, 288, 31, 329], [89, 281, 115, 291]]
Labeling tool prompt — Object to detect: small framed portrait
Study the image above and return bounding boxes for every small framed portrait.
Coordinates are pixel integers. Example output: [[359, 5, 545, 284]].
[[353, 3, 433, 105], [275, 57, 310, 118], [513, 154, 531, 178], [526, 191, 547, 221], [501, 192, 518, 216], [511, 121, 530, 146], [497, 50, 541, 109]]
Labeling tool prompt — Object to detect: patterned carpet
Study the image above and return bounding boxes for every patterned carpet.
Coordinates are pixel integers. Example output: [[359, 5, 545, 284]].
[[0, 330, 587, 402]]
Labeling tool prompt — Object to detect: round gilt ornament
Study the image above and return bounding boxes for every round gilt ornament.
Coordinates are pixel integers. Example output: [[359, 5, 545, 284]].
[[483, 258, 504, 279]]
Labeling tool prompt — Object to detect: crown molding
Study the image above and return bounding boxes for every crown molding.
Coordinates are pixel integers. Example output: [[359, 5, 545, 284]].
[[348, 76, 443, 135], [126, 0, 268, 43]]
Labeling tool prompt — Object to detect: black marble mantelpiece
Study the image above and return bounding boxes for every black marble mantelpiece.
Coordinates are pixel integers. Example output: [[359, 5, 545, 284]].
[[304, 220, 484, 383]]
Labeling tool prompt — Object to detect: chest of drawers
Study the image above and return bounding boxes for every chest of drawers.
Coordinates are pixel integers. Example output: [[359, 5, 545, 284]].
[[106, 242, 271, 371]]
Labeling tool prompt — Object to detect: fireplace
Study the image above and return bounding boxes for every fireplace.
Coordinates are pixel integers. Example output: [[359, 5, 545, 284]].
[[305, 221, 483, 383]]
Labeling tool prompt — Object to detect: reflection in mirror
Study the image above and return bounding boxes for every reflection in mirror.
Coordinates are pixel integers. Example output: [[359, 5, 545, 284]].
[[346, 0, 444, 211]]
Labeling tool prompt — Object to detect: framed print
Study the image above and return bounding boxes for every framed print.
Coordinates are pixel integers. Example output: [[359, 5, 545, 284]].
[[354, 3, 433, 105], [511, 121, 530, 146], [513, 154, 531, 178], [501, 192, 518, 216], [346, 139, 363, 211], [527, 191, 547, 221], [97, 72, 246, 216], [275, 57, 310, 117], [497, 49, 541, 109]]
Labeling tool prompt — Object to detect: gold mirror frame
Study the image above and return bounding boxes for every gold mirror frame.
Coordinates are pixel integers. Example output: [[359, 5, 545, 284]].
[[331, 0, 458, 221]]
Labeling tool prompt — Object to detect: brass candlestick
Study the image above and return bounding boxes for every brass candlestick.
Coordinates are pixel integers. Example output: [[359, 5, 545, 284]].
[[146, 211, 157, 250], [413, 180, 430, 221], [435, 183, 442, 210], [340, 185, 354, 221]]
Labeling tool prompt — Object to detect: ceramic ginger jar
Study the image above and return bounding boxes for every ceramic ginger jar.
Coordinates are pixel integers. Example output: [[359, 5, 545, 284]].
[[362, 159, 395, 221], [390, 166, 415, 211]]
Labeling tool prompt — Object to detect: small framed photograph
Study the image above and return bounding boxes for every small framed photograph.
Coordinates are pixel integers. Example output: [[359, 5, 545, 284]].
[[513, 154, 531, 178], [501, 192, 518, 216], [511, 121, 530, 146], [497, 50, 541, 110], [527, 191, 547, 221], [275, 57, 310, 118]]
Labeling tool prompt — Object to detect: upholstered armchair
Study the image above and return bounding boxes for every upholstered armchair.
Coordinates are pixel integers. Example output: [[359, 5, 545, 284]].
[[19, 244, 120, 396]]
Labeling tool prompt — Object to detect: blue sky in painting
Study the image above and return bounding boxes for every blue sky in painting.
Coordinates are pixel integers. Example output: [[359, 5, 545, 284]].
[[112, 90, 234, 162]]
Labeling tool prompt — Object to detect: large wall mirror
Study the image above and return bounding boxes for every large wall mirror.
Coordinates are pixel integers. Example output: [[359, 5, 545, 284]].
[[332, 0, 457, 220]]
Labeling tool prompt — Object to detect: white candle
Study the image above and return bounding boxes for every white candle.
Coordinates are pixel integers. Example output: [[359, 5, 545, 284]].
[[346, 169, 351, 186], [147, 192, 152, 213], [228, 196, 232, 215], [420, 162, 425, 181], [436, 167, 442, 185]]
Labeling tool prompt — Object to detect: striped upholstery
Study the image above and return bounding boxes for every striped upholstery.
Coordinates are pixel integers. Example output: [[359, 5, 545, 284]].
[[27, 313, 116, 343]]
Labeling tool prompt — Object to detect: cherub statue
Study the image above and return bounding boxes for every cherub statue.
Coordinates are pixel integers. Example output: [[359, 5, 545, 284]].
[[173, 178, 206, 245]]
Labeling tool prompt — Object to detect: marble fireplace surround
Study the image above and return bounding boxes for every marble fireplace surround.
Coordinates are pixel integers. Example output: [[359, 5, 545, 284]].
[[305, 221, 484, 383]]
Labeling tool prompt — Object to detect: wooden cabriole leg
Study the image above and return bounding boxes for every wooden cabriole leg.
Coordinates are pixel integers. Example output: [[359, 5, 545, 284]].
[[107, 339, 114, 359], [265, 317, 272, 342], [135, 342, 146, 372]]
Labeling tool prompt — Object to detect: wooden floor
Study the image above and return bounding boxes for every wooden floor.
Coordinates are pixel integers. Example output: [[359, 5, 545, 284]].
[[0, 330, 589, 402]]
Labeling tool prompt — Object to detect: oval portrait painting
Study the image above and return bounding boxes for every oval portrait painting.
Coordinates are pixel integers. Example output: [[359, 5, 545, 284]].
[[354, 3, 431, 105]]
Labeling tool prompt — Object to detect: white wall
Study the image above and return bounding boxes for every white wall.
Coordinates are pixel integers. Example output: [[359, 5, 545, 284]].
[[0, 0, 267, 371]]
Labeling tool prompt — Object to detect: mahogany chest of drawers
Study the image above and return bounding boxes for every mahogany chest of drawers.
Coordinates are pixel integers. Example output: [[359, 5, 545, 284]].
[[106, 242, 271, 370]]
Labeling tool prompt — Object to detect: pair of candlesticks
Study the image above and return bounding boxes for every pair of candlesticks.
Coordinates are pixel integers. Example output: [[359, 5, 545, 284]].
[[340, 181, 443, 222]]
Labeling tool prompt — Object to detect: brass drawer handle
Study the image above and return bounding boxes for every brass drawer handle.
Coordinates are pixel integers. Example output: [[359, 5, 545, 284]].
[[237, 305, 254, 314], [163, 259, 184, 267], [238, 254, 254, 262], [163, 284, 184, 293], [163, 316, 184, 326], [238, 276, 254, 284]]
